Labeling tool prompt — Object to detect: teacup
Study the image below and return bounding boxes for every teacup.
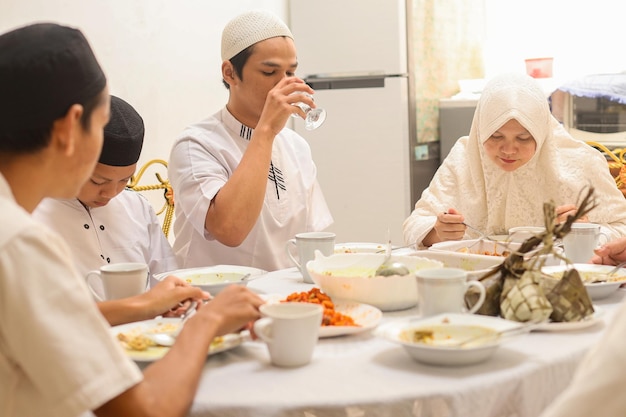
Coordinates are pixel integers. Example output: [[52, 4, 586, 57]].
[[85, 262, 149, 301], [286, 232, 335, 283], [253, 302, 323, 367], [416, 267, 486, 317], [563, 223, 609, 264]]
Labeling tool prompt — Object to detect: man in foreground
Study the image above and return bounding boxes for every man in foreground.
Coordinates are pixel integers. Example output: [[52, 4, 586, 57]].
[[0, 22, 262, 416]]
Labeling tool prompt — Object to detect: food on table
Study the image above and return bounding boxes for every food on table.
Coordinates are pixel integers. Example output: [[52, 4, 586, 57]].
[[283, 288, 358, 327], [500, 269, 553, 323], [541, 268, 594, 322], [117, 321, 224, 351], [546, 270, 626, 284], [399, 322, 498, 347], [406, 329, 434, 344], [457, 246, 510, 257], [117, 333, 155, 351], [466, 190, 596, 324]]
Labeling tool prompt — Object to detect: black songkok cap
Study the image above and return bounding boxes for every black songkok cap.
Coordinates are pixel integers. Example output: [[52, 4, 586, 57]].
[[100, 96, 144, 166], [0, 22, 106, 133]]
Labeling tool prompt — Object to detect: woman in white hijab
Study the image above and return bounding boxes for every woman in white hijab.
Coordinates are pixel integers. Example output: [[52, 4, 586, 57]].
[[403, 72, 626, 248]]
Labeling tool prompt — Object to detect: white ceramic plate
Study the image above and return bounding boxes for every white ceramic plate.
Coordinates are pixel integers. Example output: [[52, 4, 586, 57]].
[[376, 313, 524, 366], [533, 306, 605, 332], [153, 265, 267, 294], [262, 295, 382, 338], [319, 301, 383, 338], [542, 264, 626, 300], [334, 242, 417, 256], [111, 318, 245, 362], [334, 242, 386, 254]]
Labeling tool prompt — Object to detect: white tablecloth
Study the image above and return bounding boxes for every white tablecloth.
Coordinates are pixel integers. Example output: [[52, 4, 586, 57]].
[[185, 267, 624, 417]]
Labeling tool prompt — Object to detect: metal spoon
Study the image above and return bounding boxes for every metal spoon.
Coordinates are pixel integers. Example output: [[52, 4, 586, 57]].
[[144, 301, 198, 346], [590, 261, 626, 283], [452, 322, 542, 348], [375, 236, 410, 277]]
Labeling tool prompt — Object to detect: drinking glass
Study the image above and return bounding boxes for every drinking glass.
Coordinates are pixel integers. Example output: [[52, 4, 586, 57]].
[[291, 92, 327, 130]]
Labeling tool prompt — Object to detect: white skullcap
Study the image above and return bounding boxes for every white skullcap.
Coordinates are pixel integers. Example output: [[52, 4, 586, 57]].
[[221, 10, 293, 61]]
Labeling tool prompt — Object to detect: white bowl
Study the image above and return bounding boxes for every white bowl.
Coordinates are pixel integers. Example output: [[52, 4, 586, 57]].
[[508, 226, 546, 243], [306, 252, 443, 311], [153, 265, 266, 294], [430, 238, 562, 267], [542, 264, 626, 300], [375, 313, 524, 366], [412, 250, 502, 280]]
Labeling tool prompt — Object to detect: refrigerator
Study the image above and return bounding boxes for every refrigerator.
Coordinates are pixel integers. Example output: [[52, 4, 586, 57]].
[[288, 0, 439, 245]]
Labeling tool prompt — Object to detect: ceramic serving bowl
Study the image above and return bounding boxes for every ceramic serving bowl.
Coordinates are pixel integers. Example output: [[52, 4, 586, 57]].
[[542, 264, 626, 300], [429, 238, 521, 257], [306, 251, 443, 311], [153, 265, 266, 295], [430, 238, 562, 267], [412, 250, 503, 281]]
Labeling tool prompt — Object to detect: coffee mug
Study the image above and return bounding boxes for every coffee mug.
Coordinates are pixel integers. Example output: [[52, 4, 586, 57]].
[[85, 262, 149, 301], [253, 302, 323, 367], [416, 267, 486, 317], [285, 232, 335, 283], [563, 223, 609, 264]]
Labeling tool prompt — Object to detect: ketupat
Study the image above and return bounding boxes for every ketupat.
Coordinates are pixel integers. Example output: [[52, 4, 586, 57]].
[[466, 186, 597, 323], [500, 270, 553, 322]]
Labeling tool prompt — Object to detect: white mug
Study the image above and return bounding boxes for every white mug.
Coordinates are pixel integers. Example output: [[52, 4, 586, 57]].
[[416, 267, 486, 317], [253, 302, 323, 367], [285, 232, 335, 283], [563, 223, 609, 264], [85, 262, 149, 301]]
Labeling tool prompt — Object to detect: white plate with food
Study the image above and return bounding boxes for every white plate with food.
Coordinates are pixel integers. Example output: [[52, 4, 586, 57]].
[[542, 264, 626, 300], [533, 306, 605, 332], [153, 265, 267, 294], [111, 318, 245, 362], [375, 313, 525, 366], [334, 242, 387, 254], [334, 242, 417, 256], [318, 301, 383, 338], [262, 293, 383, 338]]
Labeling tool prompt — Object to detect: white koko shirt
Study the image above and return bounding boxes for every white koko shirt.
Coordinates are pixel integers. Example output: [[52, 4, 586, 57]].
[[0, 174, 142, 417], [169, 107, 333, 271], [33, 190, 178, 297]]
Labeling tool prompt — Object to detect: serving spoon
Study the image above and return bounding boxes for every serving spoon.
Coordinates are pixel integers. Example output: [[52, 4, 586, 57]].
[[375, 235, 410, 277]]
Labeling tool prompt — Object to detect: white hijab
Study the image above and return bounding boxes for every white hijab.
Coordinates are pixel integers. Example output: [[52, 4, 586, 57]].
[[404, 73, 626, 246]]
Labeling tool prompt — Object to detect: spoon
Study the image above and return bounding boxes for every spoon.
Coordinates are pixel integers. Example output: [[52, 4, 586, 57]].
[[144, 301, 199, 346], [375, 235, 410, 277], [589, 261, 626, 283], [452, 321, 543, 348]]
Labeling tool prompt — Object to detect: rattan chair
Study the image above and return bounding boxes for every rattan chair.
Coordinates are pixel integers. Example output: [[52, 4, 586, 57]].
[[586, 140, 626, 197], [127, 159, 174, 238]]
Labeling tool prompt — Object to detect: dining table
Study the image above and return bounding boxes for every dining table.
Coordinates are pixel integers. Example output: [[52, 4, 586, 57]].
[[172, 267, 624, 417]]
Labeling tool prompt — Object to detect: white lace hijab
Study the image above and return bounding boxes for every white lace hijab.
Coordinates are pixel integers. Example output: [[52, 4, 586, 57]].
[[404, 73, 626, 246]]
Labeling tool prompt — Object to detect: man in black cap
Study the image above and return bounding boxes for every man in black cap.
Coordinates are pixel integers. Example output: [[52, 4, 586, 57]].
[[34, 95, 187, 325], [0, 22, 262, 416]]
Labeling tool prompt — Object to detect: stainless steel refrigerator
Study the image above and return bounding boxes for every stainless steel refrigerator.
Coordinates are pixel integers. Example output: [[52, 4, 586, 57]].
[[288, 0, 438, 244]]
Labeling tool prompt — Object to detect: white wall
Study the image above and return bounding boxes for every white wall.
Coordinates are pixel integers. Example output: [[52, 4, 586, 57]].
[[483, 0, 626, 82], [0, 0, 287, 165]]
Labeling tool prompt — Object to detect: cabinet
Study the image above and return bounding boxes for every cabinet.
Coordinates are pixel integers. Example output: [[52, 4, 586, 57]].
[[438, 98, 477, 160]]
